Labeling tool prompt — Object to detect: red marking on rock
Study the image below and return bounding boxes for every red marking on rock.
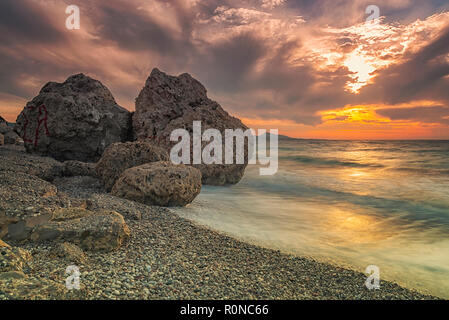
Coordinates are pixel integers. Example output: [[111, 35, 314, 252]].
[[21, 104, 50, 146]]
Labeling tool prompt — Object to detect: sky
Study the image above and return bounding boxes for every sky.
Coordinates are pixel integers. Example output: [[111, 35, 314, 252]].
[[1, 0, 449, 139]]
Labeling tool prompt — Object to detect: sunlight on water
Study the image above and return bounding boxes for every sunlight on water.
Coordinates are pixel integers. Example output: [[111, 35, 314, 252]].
[[174, 140, 449, 298]]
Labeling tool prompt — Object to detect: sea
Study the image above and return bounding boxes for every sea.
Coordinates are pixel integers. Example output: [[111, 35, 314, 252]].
[[173, 139, 449, 298]]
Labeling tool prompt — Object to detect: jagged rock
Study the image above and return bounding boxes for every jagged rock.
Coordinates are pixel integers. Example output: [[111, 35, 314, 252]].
[[0, 145, 64, 181], [0, 171, 69, 241], [14, 73, 132, 162], [31, 209, 130, 252], [111, 161, 202, 207], [96, 141, 169, 191], [133, 68, 248, 185], [50, 242, 87, 264], [0, 240, 31, 273], [0, 133, 3, 146], [63, 160, 96, 177]]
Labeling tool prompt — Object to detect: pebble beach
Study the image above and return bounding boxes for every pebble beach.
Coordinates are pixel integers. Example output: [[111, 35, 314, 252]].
[[5, 169, 438, 300]]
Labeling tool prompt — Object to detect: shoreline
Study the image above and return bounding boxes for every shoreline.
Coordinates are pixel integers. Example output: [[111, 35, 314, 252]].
[[0, 145, 441, 300], [19, 178, 441, 300]]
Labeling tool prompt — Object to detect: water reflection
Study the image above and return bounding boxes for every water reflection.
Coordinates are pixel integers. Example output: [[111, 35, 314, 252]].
[[174, 140, 449, 298]]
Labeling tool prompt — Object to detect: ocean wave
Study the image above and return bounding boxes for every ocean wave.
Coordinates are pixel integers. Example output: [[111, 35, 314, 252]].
[[239, 170, 449, 226], [281, 155, 384, 168], [392, 167, 449, 175]]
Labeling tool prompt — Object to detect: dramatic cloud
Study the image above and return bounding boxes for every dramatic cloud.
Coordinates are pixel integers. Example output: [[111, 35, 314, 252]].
[[377, 106, 449, 125], [0, 0, 448, 138]]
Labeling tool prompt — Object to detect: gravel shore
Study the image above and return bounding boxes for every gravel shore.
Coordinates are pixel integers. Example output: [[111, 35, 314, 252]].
[[15, 178, 438, 300], [1, 145, 439, 300]]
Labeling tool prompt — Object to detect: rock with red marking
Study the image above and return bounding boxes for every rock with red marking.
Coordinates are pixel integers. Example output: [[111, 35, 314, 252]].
[[14, 74, 132, 162]]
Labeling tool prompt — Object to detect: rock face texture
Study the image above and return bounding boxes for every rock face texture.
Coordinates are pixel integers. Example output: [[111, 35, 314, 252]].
[[111, 161, 202, 207], [0, 133, 3, 146], [31, 209, 130, 252], [133, 68, 248, 185], [14, 73, 132, 162], [96, 141, 169, 192]]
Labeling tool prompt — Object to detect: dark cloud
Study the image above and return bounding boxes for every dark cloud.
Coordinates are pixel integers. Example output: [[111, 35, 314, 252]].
[[358, 26, 449, 105], [377, 105, 449, 124], [193, 33, 268, 92], [0, 0, 64, 45], [89, 0, 194, 55], [0, 0, 448, 136]]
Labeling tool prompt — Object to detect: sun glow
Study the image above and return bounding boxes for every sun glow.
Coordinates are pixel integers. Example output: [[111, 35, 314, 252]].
[[343, 52, 376, 93]]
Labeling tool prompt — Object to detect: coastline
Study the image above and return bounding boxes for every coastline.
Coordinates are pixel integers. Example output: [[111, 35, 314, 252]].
[[0, 145, 441, 300], [17, 182, 441, 300]]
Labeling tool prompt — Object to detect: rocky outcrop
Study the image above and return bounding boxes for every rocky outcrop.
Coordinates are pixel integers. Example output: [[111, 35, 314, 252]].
[[111, 161, 202, 207], [14, 73, 132, 162], [0, 133, 3, 146], [133, 68, 248, 185], [0, 171, 69, 241], [96, 141, 169, 192], [0, 169, 130, 250], [31, 209, 130, 252]]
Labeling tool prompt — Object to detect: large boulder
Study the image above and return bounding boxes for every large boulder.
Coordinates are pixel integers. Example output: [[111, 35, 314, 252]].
[[133, 68, 248, 185], [14, 73, 132, 162], [111, 161, 202, 207], [95, 141, 169, 192], [31, 209, 130, 252]]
